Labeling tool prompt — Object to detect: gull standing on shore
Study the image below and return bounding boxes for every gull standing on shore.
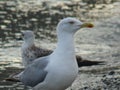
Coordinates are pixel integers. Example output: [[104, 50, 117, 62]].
[[17, 17, 94, 90]]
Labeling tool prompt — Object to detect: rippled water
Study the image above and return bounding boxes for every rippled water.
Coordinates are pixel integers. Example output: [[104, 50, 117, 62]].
[[0, 0, 117, 46]]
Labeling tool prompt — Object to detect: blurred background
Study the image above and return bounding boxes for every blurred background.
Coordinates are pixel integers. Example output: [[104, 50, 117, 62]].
[[0, 0, 120, 90]]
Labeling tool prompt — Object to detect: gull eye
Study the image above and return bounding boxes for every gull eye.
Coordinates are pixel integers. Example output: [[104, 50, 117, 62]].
[[69, 21, 75, 24]]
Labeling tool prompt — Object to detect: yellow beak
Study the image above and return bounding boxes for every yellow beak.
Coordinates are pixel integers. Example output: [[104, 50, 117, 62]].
[[81, 23, 94, 28]]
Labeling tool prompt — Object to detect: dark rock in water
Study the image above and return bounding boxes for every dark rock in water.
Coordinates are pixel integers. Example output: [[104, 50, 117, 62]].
[[108, 71, 115, 75], [102, 74, 106, 77], [83, 86, 89, 89]]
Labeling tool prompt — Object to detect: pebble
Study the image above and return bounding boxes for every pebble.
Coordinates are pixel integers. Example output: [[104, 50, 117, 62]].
[[108, 70, 115, 75]]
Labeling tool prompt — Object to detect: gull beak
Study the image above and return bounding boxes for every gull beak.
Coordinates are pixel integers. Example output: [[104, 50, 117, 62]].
[[81, 23, 94, 28]]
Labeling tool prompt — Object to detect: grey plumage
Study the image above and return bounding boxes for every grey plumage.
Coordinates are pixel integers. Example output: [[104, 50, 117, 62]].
[[20, 56, 49, 87]]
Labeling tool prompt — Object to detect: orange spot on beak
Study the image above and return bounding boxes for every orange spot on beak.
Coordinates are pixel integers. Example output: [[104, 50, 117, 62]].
[[81, 23, 94, 28]]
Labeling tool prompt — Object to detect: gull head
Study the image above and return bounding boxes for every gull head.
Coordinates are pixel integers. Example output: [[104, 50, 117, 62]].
[[57, 17, 94, 34], [22, 30, 35, 42]]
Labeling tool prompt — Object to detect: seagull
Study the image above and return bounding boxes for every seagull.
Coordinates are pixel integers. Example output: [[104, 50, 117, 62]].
[[21, 30, 103, 68], [14, 17, 94, 90], [21, 30, 52, 67]]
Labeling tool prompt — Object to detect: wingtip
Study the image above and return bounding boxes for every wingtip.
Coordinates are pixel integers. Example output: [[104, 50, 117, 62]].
[[4, 78, 20, 82], [77, 59, 105, 67]]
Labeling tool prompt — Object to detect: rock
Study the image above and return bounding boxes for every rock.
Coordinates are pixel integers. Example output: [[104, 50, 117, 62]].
[[108, 71, 115, 75]]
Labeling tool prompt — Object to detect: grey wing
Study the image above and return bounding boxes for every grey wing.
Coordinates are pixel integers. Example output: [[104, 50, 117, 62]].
[[20, 56, 49, 87]]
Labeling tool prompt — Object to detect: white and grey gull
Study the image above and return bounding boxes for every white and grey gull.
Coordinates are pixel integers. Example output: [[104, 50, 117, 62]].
[[8, 17, 94, 90]]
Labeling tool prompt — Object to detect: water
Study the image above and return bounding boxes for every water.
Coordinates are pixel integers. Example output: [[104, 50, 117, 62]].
[[0, 0, 116, 47]]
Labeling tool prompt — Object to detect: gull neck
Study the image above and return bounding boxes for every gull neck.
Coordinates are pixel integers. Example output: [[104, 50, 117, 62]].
[[53, 30, 75, 59]]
